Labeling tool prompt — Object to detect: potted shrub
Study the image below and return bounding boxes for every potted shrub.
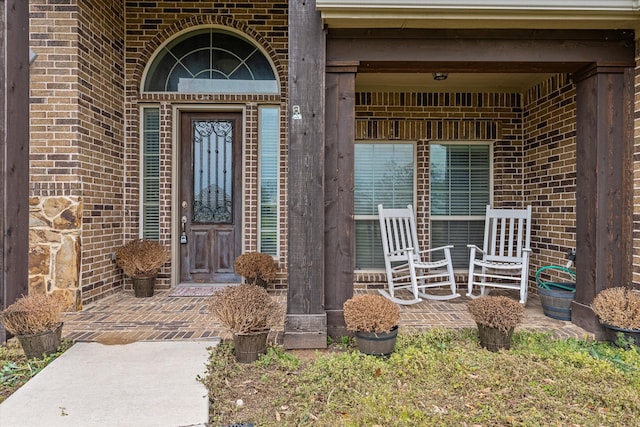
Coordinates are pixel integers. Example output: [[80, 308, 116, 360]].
[[207, 284, 282, 363], [343, 294, 400, 356], [591, 286, 640, 348], [467, 296, 525, 352], [115, 239, 170, 297], [233, 252, 277, 288], [1, 293, 64, 359]]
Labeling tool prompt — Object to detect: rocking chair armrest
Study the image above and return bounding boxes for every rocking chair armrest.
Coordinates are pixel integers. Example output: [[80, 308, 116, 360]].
[[467, 244, 485, 255], [419, 245, 453, 254]]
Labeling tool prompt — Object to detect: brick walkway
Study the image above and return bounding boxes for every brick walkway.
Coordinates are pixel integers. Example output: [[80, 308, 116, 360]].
[[61, 288, 593, 345]]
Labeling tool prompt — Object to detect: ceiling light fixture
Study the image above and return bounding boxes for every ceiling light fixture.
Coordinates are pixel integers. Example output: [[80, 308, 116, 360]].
[[432, 72, 448, 81]]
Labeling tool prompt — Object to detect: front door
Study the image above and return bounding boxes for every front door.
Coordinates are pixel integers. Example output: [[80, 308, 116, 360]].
[[180, 112, 242, 283]]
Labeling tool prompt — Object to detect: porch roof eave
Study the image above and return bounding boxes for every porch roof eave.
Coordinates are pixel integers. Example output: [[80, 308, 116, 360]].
[[315, 1, 640, 30]]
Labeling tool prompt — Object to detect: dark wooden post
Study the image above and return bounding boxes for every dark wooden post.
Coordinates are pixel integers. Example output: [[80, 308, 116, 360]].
[[572, 63, 634, 336], [325, 63, 357, 339], [1, 0, 30, 343], [284, 0, 327, 349]]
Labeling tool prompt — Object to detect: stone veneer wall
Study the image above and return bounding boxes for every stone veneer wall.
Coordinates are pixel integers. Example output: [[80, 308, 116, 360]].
[[29, 0, 125, 308], [124, 1, 289, 288], [522, 74, 577, 284], [353, 91, 524, 287]]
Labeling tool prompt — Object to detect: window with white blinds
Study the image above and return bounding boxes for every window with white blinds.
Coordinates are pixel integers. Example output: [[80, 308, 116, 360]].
[[141, 107, 160, 240], [354, 143, 415, 269], [430, 143, 492, 268], [259, 107, 279, 256]]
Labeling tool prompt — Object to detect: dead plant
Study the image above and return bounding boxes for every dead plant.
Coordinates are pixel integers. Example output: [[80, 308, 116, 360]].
[[467, 296, 525, 334], [1, 293, 63, 336], [343, 294, 400, 333], [207, 284, 282, 335], [233, 252, 277, 287], [592, 287, 640, 330], [115, 239, 170, 278]]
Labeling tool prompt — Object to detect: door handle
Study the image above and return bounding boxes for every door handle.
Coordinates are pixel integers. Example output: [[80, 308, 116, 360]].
[[180, 216, 188, 244]]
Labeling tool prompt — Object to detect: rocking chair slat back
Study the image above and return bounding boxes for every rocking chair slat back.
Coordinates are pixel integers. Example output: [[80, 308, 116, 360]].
[[468, 205, 533, 304], [485, 207, 531, 263], [378, 204, 460, 304]]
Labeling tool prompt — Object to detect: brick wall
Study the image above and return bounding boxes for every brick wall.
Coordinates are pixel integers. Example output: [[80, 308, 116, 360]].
[[76, 1, 126, 303], [29, 0, 81, 308], [353, 76, 578, 292], [523, 74, 577, 286], [29, 0, 126, 308], [123, 1, 289, 288], [353, 90, 524, 287], [634, 45, 640, 289]]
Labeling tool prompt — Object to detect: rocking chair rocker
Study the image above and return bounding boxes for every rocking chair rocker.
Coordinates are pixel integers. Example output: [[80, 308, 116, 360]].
[[467, 205, 532, 304], [378, 204, 460, 305]]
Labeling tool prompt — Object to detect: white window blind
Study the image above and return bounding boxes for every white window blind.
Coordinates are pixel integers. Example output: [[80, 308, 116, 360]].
[[354, 143, 414, 269], [142, 107, 160, 240], [259, 107, 279, 256], [430, 143, 491, 267]]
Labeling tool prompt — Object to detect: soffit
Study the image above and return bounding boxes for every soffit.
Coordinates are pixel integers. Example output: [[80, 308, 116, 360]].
[[316, 1, 640, 30], [355, 72, 555, 93]]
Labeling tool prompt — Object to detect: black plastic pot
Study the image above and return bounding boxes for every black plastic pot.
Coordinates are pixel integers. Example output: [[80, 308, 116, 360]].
[[354, 325, 398, 357], [601, 323, 640, 349]]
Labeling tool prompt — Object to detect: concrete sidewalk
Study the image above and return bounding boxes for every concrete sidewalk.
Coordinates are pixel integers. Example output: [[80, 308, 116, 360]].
[[0, 339, 219, 427]]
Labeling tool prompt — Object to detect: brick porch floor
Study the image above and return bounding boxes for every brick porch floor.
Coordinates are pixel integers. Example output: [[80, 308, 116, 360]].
[[60, 287, 593, 345]]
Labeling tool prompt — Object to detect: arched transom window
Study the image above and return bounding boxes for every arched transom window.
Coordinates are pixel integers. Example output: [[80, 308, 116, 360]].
[[143, 28, 278, 93]]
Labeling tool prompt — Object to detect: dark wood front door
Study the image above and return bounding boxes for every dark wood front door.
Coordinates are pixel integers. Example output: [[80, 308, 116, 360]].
[[180, 112, 242, 283]]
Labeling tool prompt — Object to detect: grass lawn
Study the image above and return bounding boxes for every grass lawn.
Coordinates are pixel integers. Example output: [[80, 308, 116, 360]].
[[0, 338, 73, 403], [200, 329, 640, 426]]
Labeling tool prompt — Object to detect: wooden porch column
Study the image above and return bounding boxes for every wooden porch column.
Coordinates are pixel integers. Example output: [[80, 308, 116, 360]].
[[284, 0, 327, 349], [0, 0, 30, 342], [572, 64, 634, 336], [325, 63, 357, 339]]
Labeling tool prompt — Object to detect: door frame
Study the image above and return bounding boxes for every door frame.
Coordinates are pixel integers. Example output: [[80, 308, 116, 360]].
[[171, 104, 246, 286]]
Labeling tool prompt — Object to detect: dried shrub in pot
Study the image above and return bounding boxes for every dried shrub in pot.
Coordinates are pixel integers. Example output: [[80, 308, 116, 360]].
[[115, 239, 170, 278], [343, 294, 400, 333], [592, 287, 640, 330], [207, 284, 282, 335], [1, 293, 63, 335], [467, 296, 525, 334], [233, 252, 277, 287]]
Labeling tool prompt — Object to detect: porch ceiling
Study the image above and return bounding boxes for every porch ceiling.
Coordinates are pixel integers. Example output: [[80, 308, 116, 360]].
[[355, 72, 555, 93]]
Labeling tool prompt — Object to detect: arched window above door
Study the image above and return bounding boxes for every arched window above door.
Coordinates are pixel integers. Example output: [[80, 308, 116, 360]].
[[143, 28, 278, 93]]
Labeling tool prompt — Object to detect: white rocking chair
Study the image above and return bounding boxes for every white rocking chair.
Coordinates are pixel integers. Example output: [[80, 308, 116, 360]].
[[467, 205, 532, 304], [378, 204, 460, 305]]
